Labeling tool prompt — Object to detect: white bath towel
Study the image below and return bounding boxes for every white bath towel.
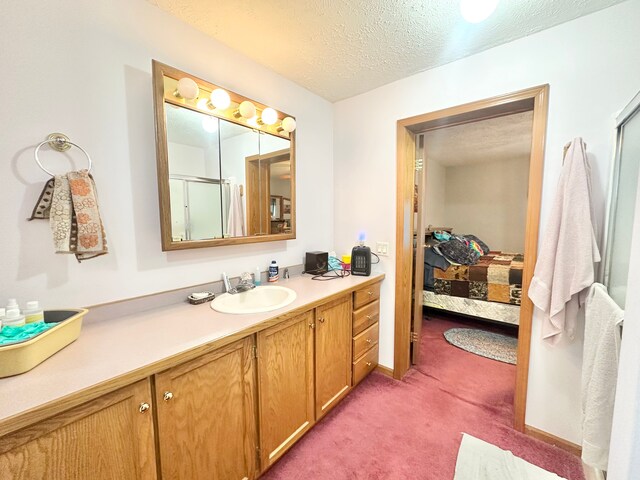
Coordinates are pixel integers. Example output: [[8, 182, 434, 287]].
[[528, 138, 600, 344], [227, 182, 245, 237], [454, 433, 566, 479], [581, 283, 623, 471]]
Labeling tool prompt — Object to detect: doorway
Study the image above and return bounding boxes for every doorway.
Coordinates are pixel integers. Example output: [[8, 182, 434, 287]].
[[394, 85, 550, 431]]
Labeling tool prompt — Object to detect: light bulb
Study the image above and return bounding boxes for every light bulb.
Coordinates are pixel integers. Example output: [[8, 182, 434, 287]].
[[202, 116, 218, 133], [210, 88, 231, 109], [460, 0, 499, 23], [197, 98, 212, 110], [176, 77, 199, 100], [238, 101, 256, 119], [281, 116, 297, 133], [247, 116, 259, 128], [261, 107, 278, 125]]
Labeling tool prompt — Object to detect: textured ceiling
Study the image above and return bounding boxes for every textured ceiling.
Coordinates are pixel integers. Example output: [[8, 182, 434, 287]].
[[148, 0, 625, 101], [423, 110, 533, 167]]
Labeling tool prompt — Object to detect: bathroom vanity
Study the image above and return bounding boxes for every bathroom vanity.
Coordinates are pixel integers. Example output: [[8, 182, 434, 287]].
[[0, 273, 383, 479]]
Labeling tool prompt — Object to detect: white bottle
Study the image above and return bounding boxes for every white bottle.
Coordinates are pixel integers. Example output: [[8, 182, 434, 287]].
[[4, 309, 25, 327], [23, 301, 45, 324], [254, 266, 262, 286], [6, 298, 18, 311], [0, 307, 5, 332]]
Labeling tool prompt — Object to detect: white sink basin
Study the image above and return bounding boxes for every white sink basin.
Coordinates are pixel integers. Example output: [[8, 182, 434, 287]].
[[210, 285, 297, 314]]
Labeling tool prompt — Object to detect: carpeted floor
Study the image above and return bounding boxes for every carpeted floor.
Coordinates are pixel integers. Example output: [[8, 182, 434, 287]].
[[261, 315, 585, 480]]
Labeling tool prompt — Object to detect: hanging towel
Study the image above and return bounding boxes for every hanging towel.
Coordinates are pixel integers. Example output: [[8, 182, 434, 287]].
[[528, 138, 600, 344], [581, 283, 623, 470], [227, 182, 245, 237], [30, 169, 108, 261]]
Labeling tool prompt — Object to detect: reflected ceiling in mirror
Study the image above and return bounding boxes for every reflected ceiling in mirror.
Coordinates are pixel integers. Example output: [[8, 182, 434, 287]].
[[152, 61, 296, 250]]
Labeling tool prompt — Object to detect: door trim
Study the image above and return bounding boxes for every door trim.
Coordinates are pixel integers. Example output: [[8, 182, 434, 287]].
[[394, 85, 550, 432]]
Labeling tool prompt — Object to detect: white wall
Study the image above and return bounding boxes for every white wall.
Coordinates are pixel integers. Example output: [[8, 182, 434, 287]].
[[424, 158, 447, 228], [443, 158, 529, 252], [333, 1, 640, 444], [0, 0, 333, 307]]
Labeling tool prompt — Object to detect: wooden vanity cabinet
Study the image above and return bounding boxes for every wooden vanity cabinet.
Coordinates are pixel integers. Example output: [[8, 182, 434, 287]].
[[315, 295, 353, 419], [154, 337, 258, 480], [0, 379, 157, 480], [256, 311, 315, 470]]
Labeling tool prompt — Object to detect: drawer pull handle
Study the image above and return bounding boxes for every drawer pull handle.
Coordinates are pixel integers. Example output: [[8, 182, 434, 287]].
[[139, 402, 150, 414], [309, 323, 315, 329], [163, 391, 174, 402], [366, 315, 373, 320], [366, 338, 372, 344], [318, 317, 325, 323], [367, 291, 373, 296], [366, 362, 372, 367]]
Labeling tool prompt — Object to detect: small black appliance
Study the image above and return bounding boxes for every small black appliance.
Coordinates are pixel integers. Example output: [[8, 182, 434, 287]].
[[305, 251, 328, 274], [351, 244, 372, 276]]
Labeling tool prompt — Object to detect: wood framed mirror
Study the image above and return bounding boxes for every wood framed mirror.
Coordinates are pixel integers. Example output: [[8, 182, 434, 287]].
[[152, 61, 296, 250]]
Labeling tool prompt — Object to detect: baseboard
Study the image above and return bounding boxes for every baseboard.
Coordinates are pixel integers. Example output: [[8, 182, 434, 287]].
[[524, 425, 582, 457], [375, 364, 394, 378]]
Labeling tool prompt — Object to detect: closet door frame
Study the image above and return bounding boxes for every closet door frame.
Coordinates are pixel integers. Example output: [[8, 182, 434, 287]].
[[394, 85, 550, 433]]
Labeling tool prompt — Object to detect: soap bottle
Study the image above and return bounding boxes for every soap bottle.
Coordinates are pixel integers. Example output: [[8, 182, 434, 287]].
[[268, 260, 279, 282], [23, 301, 44, 324], [6, 298, 19, 311], [4, 309, 25, 327], [254, 266, 262, 286]]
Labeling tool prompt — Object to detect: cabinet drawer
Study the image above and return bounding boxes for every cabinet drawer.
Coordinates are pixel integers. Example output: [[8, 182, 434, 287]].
[[352, 300, 379, 336], [352, 345, 378, 385], [353, 282, 381, 310], [353, 322, 379, 360]]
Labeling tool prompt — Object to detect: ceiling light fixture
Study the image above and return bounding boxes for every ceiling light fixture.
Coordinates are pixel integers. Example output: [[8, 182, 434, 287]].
[[175, 77, 199, 100], [460, 0, 499, 23], [209, 88, 231, 110]]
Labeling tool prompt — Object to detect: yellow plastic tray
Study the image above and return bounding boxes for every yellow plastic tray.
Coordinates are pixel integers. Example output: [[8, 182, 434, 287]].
[[0, 309, 88, 378]]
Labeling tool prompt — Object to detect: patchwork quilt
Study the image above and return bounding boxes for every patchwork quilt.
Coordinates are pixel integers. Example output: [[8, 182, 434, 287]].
[[433, 252, 524, 306]]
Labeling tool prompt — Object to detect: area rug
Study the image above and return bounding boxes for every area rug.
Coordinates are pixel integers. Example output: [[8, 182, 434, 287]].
[[455, 433, 567, 479], [444, 328, 517, 364]]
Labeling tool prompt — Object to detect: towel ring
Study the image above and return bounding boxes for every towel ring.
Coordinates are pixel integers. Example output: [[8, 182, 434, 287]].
[[34, 133, 92, 176]]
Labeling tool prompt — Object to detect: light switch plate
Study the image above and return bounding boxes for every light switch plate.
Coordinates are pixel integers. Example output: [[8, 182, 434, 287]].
[[376, 241, 389, 256]]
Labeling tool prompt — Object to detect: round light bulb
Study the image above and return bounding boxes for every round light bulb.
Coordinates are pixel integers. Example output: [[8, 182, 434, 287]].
[[210, 88, 231, 109], [261, 107, 278, 125], [176, 77, 199, 100], [281, 116, 297, 133], [201, 116, 218, 133], [460, 0, 499, 23], [247, 116, 259, 128], [197, 98, 212, 110], [238, 101, 256, 119]]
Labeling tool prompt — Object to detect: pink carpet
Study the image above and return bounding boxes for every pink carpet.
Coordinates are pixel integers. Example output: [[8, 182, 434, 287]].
[[261, 315, 585, 479]]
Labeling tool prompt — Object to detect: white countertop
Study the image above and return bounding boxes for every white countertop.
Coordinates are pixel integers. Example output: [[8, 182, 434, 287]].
[[0, 273, 384, 430]]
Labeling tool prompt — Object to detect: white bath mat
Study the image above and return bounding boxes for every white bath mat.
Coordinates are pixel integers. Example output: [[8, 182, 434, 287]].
[[454, 434, 567, 480]]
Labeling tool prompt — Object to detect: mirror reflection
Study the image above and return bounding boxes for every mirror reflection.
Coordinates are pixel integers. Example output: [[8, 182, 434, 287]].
[[165, 103, 292, 241]]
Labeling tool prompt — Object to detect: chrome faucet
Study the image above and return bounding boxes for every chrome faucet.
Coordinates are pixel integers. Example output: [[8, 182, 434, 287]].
[[222, 272, 256, 295], [283, 268, 290, 279]]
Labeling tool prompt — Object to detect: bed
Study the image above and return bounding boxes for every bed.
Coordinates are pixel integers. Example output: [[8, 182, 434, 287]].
[[423, 251, 523, 326]]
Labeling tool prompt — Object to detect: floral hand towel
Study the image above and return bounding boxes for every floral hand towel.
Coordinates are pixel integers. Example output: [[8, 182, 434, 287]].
[[32, 169, 108, 261]]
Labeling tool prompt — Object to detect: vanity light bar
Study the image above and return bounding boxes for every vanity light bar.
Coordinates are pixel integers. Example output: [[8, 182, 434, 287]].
[[175, 77, 296, 134]]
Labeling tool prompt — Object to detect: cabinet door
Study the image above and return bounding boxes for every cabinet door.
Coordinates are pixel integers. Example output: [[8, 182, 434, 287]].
[[0, 380, 157, 480], [155, 337, 257, 480], [257, 310, 315, 470], [315, 295, 352, 419]]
